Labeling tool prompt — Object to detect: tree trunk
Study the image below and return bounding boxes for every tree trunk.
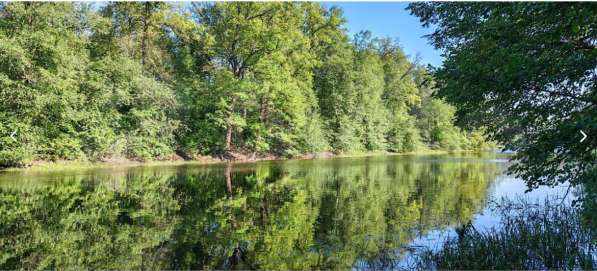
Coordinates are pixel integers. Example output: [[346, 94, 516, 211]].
[[141, 2, 150, 66], [224, 97, 236, 152], [225, 124, 233, 151], [259, 96, 269, 123]]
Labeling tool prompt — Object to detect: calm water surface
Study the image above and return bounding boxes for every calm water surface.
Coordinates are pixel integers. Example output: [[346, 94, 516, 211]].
[[0, 153, 568, 269]]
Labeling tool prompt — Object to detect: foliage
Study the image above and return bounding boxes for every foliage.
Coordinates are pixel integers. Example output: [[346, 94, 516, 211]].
[[408, 2, 596, 188], [408, 2, 596, 231], [0, 2, 492, 167], [0, 2, 179, 164]]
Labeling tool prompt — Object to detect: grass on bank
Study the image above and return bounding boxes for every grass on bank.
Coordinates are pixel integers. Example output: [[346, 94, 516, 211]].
[[0, 159, 214, 173], [416, 198, 596, 270], [0, 148, 485, 173]]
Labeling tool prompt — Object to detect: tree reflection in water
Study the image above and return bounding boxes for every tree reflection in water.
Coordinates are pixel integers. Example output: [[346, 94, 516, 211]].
[[0, 154, 502, 269]]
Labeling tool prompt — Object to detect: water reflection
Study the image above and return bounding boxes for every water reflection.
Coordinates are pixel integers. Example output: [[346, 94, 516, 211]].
[[0, 154, 505, 269]]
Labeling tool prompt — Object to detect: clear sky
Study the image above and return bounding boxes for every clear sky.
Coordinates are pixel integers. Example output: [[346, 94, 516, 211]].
[[327, 2, 443, 67]]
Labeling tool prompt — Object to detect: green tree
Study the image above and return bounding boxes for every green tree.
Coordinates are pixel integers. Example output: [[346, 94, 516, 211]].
[[93, 2, 172, 78], [376, 38, 422, 152], [408, 2, 596, 193], [0, 2, 496, 167], [182, 3, 321, 156], [0, 3, 89, 164], [351, 31, 389, 151], [306, 6, 362, 152], [416, 98, 466, 150], [82, 56, 179, 160]]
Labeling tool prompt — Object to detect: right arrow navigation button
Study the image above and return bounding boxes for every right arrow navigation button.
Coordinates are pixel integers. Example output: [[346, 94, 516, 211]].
[[580, 130, 587, 143]]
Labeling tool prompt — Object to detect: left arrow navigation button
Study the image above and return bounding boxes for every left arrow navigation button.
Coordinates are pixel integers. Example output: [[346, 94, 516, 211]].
[[10, 130, 17, 142]]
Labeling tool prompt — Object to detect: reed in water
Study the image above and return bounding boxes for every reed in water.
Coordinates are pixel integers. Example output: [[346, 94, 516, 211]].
[[417, 197, 596, 270]]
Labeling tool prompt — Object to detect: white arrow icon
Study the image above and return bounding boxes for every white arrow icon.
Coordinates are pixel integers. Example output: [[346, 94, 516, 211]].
[[10, 129, 16, 142], [580, 130, 587, 143]]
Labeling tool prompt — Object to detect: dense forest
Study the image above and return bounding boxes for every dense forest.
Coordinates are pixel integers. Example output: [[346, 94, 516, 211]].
[[0, 2, 492, 167]]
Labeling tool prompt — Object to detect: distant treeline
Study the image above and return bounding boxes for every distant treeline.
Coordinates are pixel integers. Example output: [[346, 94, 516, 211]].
[[0, 2, 492, 166]]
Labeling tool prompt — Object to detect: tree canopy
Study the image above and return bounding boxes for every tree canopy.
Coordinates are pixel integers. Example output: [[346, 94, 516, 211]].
[[408, 2, 596, 227], [0, 2, 492, 167]]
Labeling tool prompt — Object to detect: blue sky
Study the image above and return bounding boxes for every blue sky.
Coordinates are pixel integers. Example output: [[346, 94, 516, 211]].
[[328, 2, 443, 67]]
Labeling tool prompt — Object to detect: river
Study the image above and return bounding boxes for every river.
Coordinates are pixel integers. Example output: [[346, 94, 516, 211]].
[[0, 152, 570, 269]]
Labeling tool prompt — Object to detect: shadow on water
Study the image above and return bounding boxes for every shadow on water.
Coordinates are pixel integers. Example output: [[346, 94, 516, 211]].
[[0, 153, 522, 269]]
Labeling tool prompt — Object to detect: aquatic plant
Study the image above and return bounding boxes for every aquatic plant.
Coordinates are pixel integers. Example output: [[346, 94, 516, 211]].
[[417, 197, 596, 270]]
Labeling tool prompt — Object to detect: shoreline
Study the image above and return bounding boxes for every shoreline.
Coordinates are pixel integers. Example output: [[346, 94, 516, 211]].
[[0, 149, 486, 173]]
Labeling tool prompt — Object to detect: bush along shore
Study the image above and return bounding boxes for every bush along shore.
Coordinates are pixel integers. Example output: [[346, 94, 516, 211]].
[[0, 2, 495, 169], [415, 198, 596, 270]]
